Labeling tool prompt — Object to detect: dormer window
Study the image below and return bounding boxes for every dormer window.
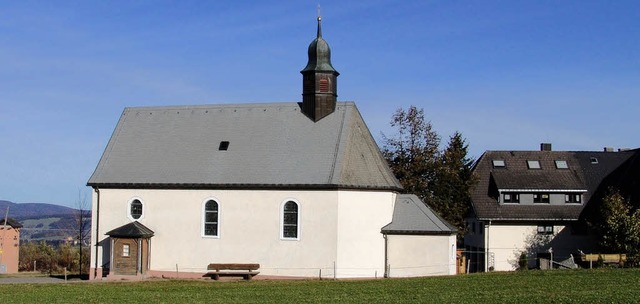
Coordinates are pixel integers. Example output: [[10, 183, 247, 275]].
[[503, 193, 520, 204], [555, 160, 568, 169], [492, 160, 506, 168], [534, 193, 550, 204], [590, 157, 599, 164], [527, 160, 541, 169], [565, 194, 581, 204]]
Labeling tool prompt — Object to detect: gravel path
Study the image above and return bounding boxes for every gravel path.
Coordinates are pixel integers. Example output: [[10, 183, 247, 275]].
[[0, 276, 73, 284]]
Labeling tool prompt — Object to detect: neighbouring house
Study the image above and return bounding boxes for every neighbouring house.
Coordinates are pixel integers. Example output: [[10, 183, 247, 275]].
[[87, 16, 457, 280], [0, 218, 22, 274], [465, 143, 640, 272]]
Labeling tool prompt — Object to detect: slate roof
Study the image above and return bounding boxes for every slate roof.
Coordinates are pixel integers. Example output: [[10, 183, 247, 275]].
[[106, 221, 154, 238], [471, 149, 638, 221], [381, 194, 457, 235], [87, 102, 402, 191], [0, 218, 22, 228]]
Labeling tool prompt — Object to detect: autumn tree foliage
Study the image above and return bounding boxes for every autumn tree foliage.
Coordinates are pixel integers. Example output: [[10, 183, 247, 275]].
[[382, 106, 476, 233], [597, 190, 640, 257]]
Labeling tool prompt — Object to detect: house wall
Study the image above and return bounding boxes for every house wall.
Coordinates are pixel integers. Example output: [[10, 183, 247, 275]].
[[0, 227, 20, 274], [91, 188, 395, 279], [386, 234, 456, 277], [484, 223, 585, 271]]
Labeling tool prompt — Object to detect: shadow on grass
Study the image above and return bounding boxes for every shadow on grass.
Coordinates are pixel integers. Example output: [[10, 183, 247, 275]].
[[50, 274, 90, 281]]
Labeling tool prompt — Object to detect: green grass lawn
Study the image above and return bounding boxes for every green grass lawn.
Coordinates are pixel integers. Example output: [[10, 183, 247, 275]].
[[1, 268, 639, 303]]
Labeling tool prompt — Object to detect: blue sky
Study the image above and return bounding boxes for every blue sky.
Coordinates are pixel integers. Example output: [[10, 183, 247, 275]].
[[1, 1, 638, 208]]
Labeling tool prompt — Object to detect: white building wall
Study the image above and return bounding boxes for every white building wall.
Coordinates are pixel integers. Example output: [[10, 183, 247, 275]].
[[91, 188, 396, 279], [386, 234, 456, 277], [335, 191, 395, 278], [486, 224, 575, 271]]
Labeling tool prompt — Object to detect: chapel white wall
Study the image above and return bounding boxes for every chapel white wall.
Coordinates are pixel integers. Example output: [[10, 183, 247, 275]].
[[386, 234, 456, 277], [91, 188, 395, 278], [335, 191, 395, 278]]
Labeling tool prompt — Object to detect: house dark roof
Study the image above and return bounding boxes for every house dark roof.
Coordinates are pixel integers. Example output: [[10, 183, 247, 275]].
[[382, 194, 457, 235], [87, 102, 402, 191], [470, 149, 638, 221], [0, 218, 22, 228], [106, 221, 154, 238]]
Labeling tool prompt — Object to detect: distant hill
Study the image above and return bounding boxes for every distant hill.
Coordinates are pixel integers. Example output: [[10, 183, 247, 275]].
[[0, 200, 80, 219], [0, 200, 91, 245]]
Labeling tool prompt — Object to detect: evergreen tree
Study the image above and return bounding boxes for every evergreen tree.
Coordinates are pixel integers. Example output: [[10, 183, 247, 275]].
[[432, 132, 476, 232], [382, 107, 476, 233]]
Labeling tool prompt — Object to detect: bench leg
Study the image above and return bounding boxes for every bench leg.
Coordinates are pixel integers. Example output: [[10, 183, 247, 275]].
[[212, 273, 220, 280]]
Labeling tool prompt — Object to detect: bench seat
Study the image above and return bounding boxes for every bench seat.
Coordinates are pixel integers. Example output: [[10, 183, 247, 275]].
[[207, 263, 260, 280]]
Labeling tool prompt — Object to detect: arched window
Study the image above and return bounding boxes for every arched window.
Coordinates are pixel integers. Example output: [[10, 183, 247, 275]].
[[129, 199, 143, 220], [203, 200, 219, 237], [282, 200, 299, 239]]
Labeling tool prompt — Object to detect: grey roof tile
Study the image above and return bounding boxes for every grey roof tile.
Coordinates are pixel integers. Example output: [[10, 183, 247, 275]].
[[382, 194, 457, 235], [88, 102, 402, 191], [105, 221, 154, 238]]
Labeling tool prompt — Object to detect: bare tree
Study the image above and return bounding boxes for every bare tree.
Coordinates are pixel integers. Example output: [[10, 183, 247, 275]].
[[76, 190, 91, 276]]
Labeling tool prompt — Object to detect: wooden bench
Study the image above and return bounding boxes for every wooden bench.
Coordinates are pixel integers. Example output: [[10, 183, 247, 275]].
[[207, 263, 260, 280]]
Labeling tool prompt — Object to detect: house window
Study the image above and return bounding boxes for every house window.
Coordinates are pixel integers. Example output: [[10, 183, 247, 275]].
[[123, 244, 130, 257], [590, 157, 598, 164], [203, 200, 219, 237], [282, 200, 299, 239], [527, 160, 541, 169], [129, 199, 143, 220], [565, 194, 581, 204], [478, 222, 483, 235], [555, 160, 568, 169], [533, 193, 550, 204], [537, 225, 554, 235], [492, 160, 506, 168], [503, 193, 520, 203]]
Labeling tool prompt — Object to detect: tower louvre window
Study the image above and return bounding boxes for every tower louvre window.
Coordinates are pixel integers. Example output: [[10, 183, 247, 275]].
[[319, 78, 329, 92]]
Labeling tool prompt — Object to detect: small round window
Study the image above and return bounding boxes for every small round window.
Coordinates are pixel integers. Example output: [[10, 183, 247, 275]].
[[130, 199, 143, 220]]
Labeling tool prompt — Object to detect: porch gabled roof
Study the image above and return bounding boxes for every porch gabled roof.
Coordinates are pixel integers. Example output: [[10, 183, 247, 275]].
[[106, 221, 154, 238]]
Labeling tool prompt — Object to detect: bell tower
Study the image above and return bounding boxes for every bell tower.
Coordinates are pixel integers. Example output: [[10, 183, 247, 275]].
[[301, 15, 339, 122]]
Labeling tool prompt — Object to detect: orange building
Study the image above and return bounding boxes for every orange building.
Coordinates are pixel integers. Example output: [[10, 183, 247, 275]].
[[0, 218, 22, 274]]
